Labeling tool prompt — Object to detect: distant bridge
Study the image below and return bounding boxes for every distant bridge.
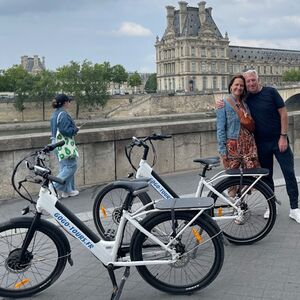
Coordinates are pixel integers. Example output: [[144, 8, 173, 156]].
[[277, 84, 300, 103]]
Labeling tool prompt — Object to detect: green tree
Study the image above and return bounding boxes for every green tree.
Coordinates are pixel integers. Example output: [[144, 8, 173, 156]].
[[144, 73, 157, 93], [0, 69, 11, 92], [111, 64, 128, 94], [56, 60, 111, 117], [128, 71, 142, 94], [4, 66, 34, 111], [282, 69, 300, 82], [80, 60, 111, 107], [56, 61, 83, 117], [31, 70, 57, 120]]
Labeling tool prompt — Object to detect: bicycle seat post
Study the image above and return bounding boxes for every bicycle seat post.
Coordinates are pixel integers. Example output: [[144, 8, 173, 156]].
[[201, 165, 209, 178]]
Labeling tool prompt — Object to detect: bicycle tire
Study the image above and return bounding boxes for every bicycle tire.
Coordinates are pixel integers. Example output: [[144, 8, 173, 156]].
[[208, 177, 277, 245], [0, 219, 68, 298], [130, 211, 224, 294], [93, 183, 153, 241]]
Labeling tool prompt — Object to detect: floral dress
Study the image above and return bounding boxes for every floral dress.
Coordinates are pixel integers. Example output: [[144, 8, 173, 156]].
[[222, 106, 260, 170]]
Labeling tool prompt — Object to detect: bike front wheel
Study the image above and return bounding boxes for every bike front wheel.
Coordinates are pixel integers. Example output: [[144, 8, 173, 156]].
[[0, 219, 68, 298], [93, 182, 153, 241], [209, 177, 277, 245], [130, 211, 224, 294]]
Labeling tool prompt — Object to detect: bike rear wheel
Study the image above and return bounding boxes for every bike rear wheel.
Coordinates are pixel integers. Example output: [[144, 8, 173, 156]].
[[93, 183, 152, 241], [209, 177, 276, 245], [130, 211, 224, 294], [0, 219, 68, 298]]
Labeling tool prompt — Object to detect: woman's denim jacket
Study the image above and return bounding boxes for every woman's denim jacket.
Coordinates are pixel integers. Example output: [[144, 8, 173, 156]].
[[50, 108, 78, 142], [216, 98, 241, 155]]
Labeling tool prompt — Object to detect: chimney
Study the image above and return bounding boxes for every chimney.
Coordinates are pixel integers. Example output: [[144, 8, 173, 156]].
[[198, 1, 206, 26], [166, 6, 175, 30], [207, 7, 212, 16], [178, 1, 188, 34], [33, 55, 39, 68], [42, 56, 46, 68]]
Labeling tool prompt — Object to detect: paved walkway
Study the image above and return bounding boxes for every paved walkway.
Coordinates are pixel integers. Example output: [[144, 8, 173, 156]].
[[1, 160, 300, 300]]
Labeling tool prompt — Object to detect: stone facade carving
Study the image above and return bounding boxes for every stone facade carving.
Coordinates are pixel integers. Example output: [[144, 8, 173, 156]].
[[156, 1, 300, 92]]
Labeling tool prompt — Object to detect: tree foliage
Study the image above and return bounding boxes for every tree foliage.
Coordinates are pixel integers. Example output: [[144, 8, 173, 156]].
[[144, 73, 157, 93], [56, 60, 111, 117], [31, 70, 57, 120], [4, 66, 34, 111], [128, 71, 142, 93], [282, 69, 300, 82], [111, 64, 128, 93]]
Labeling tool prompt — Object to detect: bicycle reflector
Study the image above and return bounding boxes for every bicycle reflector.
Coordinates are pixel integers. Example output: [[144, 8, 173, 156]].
[[15, 278, 30, 289], [218, 207, 223, 217], [101, 206, 107, 218], [192, 228, 203, 243]]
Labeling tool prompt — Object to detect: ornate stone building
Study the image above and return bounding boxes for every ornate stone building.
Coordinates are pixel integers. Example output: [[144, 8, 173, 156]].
[[155, 1, 300, 92], [20, 55, 46, 74]]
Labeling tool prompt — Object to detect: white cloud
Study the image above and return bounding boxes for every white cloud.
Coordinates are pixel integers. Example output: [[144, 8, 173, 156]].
[[115, 22, 152, 36]]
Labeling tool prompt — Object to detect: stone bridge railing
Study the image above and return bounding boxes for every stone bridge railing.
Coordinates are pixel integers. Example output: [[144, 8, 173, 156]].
[[1, 111, 300, 201]]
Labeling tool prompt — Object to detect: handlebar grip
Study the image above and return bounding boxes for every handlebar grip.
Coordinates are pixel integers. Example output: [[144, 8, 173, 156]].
[[42, 141, 65, 153], [151, 133, 172, 140], [47, 175, 66, 185], [162, 134, 172, 139]]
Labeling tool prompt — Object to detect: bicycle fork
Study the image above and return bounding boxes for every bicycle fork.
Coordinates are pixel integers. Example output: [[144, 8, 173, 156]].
[[19, 213, 42, 260]]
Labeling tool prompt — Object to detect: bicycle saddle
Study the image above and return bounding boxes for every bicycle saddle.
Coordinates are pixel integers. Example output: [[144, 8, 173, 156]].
[[112, 179, 149, 194], [193, 157, 220, 167]]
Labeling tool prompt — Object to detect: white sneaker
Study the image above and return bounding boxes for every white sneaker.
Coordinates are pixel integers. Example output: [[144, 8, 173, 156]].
[[289, 208, 300, 223], [61, 192, 70, 198], [264, 209, 270, 219], [69, 190, 79, 197]]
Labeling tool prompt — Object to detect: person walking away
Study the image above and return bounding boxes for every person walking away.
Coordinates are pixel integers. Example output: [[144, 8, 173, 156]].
[[50, 94, 79, 198]]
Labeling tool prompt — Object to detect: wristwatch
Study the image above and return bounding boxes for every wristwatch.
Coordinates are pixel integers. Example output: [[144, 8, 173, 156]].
[[280, 133, 288, 137]]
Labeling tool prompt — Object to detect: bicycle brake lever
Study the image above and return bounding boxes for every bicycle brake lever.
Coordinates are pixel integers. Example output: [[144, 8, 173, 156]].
[[18, 179, 27, 190]]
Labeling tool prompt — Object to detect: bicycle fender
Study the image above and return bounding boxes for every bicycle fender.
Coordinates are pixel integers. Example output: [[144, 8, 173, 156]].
[[8, 216, 73, 265]]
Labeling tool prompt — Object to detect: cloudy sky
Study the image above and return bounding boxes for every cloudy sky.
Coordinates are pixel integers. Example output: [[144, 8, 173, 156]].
[[1, 0, 300, 73]]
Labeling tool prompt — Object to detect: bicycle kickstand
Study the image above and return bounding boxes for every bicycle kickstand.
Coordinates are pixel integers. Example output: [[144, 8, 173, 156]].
[[108, 265, 130, 300]]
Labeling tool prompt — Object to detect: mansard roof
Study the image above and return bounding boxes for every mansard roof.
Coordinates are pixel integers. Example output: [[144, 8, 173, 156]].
[[229, 45, 300, 62], [172, 7, 223, 38]]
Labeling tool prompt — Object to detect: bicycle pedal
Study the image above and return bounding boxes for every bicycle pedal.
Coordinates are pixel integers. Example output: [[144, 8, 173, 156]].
[[105, 229, 116, 238]]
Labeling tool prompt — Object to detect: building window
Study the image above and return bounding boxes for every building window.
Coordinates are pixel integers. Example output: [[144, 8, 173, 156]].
[[191, 46, 195, 57], [211, 62, 216, 73], [220, 48, 225, 58], [220, 62, 225, 73], [213, 76, 217, 89], [201, 48, 206, 57], [211, 48, 216, 58], [182, 78, 184, 90], [203, 76, 207, 90], [181, 47, 184, 56], [221, 76, 226, 90], [201, 61, 206, 72], [191, 61, 196, 72]]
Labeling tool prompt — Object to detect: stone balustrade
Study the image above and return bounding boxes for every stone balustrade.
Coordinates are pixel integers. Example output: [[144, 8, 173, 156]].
[[1, 112, 300, 201]]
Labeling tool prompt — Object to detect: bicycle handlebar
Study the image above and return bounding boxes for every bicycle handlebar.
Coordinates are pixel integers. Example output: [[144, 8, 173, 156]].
[[41, 141, 65, 153], [11, 141, 67, 202], [131, 133, 172, 146], [125, 133, 172, 171]]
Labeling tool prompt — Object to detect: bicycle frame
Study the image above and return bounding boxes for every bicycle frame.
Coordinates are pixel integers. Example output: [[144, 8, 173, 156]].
[[36, 184, 206, 267], [136, 158, 269, 221]]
